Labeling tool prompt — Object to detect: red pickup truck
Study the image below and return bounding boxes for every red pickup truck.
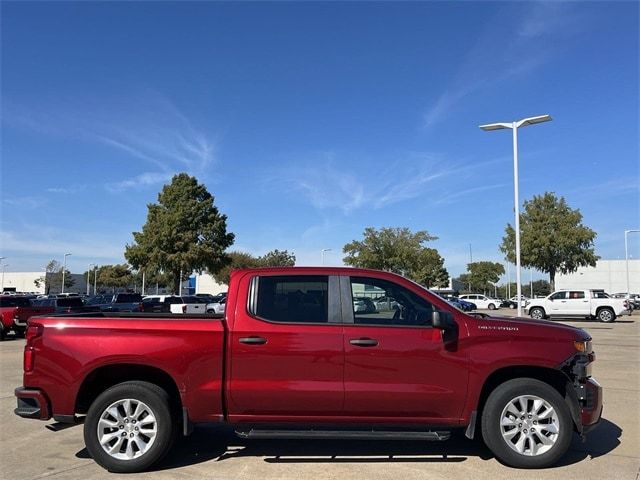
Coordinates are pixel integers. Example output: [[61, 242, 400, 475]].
[[15, 267, 602, 472], [0, 296, 54, 339]]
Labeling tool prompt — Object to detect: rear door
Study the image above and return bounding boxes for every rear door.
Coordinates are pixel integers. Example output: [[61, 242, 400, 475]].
[[341, 275, 468, 423], [227, 273, 344, 421], [564, 291, 589, 315]]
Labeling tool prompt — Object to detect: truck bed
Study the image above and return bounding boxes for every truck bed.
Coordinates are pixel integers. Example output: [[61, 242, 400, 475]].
[[24, 313, 226, 423]]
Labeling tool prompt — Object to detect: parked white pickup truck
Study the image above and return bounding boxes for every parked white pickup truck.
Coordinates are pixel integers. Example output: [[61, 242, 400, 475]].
[[142, 295, 208, 314], [526, 289, 631, 322]]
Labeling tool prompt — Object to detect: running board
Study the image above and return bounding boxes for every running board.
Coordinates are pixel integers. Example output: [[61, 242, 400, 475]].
[[235, 429, 451, 441]]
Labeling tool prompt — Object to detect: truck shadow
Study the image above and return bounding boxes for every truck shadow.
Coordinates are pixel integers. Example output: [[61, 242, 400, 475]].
[[143, 418, 621, 471]]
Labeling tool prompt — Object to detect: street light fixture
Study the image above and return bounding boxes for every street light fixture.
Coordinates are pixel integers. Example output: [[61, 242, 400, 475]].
[[625, 230, 640, 298], [87, 263, 96, 295], [321, 248, 332, 266], [62, 253, 72, 294], [480, 114, 552, 317]]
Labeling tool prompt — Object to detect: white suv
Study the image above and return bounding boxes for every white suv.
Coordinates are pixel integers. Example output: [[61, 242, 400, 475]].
[[459, 294, 501, 310]]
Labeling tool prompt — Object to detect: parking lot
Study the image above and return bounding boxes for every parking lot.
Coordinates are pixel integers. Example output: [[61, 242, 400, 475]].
[[1, 311, 638, 480]]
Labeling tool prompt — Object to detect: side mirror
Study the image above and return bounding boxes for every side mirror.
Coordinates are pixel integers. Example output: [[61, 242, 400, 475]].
[[431, 311, 459, 345], [549, 298, 554, 302]]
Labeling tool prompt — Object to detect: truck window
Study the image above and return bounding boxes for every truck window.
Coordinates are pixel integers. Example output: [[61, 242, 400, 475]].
[[57, 297, 84, 308], [568, 291, 585, 299], [0, 296, 31, 307], [550, 292, 567, 300], [350, 277, 434, 327], [254, 275, 329, 323]]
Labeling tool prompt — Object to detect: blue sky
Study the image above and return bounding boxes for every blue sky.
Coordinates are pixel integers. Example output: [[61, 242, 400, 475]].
[[1, 1, 638, 281]]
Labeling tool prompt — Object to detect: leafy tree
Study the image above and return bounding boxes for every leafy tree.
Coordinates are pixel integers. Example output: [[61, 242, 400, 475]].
[[257, 249, 296, 267], [500, 193, 598, 289], [211, 249, 296, 285], [460, 261, 505, 294], [34, 260, 74, 294], [525, 279, 551, 297], [410, 248, 449, 288], [95, 264, 134, 293], [125, 173, 235, 293], [211, 251, 260, 285], [343, 227, 448, 286]]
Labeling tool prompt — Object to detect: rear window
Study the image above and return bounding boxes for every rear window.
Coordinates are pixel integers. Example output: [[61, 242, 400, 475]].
[[253, 275, 329, 323], [0, 297, 31, 307], [57, 297, 84, 307]]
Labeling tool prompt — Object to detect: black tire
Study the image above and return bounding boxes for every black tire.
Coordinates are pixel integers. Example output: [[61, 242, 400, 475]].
[[14, 328, 25, 338], [481, 378, 573, 468], [529, 307, 545, 320], [596, 308, 615, 323], [0, 324, 5, 341], [84, 381, 175, 473], [488, 303, 496, 310], [510, 303, 516, 309]]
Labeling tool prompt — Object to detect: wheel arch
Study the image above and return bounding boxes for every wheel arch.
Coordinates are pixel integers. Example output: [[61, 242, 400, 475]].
[[76, 364, 182, 416], [472, 365, 579, 436]]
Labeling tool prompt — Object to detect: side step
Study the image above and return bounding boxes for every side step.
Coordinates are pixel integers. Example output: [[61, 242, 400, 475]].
[[235, 429, 451, 441]]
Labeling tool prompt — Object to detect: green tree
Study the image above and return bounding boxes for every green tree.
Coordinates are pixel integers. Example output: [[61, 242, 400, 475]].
[[257, 249, 296, 267], [500, 193, 598, 289], [211, 251, 260, 285], [125, 173, 235, 293], [34, 260, 74, 294], [525, 279, 551, 297], [461, 261, 505, 294], [343, 227, 448, 286], [211, 249, 296, 285], [410, 248, 449, 288], [95, 264, 134, 293]]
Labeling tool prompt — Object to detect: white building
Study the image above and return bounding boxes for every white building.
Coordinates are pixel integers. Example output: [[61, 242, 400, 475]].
[[555, 259, 639, 294], [192, 273, 227, 295], [1, 272, 88, 294]]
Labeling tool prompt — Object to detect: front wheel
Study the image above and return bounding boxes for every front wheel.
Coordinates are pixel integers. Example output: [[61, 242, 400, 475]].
[[481, 378, 572, 468], [488, 303, 496, 310], [84, 381, 175, 473]]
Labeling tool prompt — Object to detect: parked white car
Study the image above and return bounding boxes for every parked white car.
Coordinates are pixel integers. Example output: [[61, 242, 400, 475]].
[[526, 289, 632, 322], [142, 295, 207, 314], [509, 295, 530, 307], [459, 294, 501, 310]]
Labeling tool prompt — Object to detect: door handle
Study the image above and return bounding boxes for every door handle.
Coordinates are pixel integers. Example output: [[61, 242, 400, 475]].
[[239, 336, 267, 345], [350, 338, 378, 347]]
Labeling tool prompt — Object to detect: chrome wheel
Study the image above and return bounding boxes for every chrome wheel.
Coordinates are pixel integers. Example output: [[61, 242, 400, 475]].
[[97, 399, 158, 460], [598, 309, 614, 322], [500, 395, 559, 456]]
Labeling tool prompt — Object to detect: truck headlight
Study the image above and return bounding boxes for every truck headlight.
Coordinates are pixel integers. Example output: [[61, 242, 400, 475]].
[[574, 340, 592, 353]]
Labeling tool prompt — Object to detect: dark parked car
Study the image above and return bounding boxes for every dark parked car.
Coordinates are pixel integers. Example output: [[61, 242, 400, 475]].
[[31, 296, 94, 313]]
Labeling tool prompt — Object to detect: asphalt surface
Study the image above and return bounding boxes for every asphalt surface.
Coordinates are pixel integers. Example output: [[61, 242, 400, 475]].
[[1, 310, 638, 480]]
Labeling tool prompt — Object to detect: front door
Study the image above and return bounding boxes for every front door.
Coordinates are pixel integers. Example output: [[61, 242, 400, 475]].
[[342, 275, 468, 424], [227, 273, 344, 421]]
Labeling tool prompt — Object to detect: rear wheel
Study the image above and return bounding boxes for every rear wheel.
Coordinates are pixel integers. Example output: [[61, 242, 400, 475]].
[[597, 308, 615, 323], [488, 303, 496, 310], [529, 307, 545, 320], [84, 381, 175, 473], [481, 378, 572, 468]]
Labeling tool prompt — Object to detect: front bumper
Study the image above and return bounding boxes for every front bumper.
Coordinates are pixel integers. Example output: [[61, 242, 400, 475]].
[[14, 387, 51, 420], [579, 378, 603, 431]]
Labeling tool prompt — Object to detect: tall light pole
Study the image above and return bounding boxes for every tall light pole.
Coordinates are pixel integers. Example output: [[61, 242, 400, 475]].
[[61, 253, 72, 294], [480, 114, 552, 316], [625, 230, 640, 298], [93, 265, 98, 295], [321, 248, 332, 266], [87, 263, 95, 295]]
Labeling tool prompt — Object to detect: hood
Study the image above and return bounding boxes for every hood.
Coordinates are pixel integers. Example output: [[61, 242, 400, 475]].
[[471, 313, 591, 341]]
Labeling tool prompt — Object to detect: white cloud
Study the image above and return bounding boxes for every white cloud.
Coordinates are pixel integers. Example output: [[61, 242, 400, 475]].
[[3, 196, 47, 209], [105, 171, 175, 193]]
